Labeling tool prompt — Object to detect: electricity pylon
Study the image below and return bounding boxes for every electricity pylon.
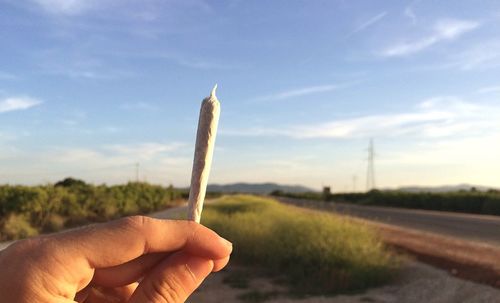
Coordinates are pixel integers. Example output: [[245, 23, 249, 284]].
[[366, 138, 376, 191]]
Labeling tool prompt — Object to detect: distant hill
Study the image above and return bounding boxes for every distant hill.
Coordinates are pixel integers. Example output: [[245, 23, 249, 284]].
[[207, 183, 315, 194], [396, 184, 497, 193]]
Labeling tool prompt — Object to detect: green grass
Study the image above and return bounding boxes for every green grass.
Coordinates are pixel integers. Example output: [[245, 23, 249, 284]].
[[202, 195, 397, 295]]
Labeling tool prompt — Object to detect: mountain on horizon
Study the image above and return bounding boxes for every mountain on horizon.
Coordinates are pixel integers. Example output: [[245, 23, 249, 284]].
[[207, 182, 315, 194]]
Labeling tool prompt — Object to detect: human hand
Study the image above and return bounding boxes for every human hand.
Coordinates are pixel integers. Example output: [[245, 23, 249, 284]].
[[0, 216, 232, 302]]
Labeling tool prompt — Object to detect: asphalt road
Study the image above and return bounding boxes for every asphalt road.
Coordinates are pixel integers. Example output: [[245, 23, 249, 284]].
[[279, 198, 500, 247]]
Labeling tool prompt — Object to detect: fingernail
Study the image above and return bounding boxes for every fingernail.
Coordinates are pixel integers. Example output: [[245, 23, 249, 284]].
[[220, 237, 233, 250]]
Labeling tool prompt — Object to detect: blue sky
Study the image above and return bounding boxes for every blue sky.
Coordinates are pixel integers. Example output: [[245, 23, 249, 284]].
[[1, 0, 500, 190]]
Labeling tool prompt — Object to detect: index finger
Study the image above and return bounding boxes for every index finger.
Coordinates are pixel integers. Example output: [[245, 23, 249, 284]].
[[46, 216, 232, 269]]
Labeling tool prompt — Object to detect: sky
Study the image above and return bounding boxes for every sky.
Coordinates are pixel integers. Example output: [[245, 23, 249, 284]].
[[1, 0, 500, 191]]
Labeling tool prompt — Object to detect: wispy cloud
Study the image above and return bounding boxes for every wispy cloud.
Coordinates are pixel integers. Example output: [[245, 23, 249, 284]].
[[377, 132, 500, 188], [50, 69, 135, 80], [252, 84, 339, 102], [295, 97, 495, 139], [349, 12, 387, 36], [0, 71, 18, 80], [30, 0, 213, 18], [105, 142, 185, 160], [478, 86, 500, 94], [381, 19, 480, 57], [23, 142, 190, 184], [174, 58, 236, 70], [0, 96, 42, 113], [33, 49, 136, 80], [0, 141, 191, 184], [228, 96, 499, 140], [42, 143, 185, 164], [404, 7, 417, 24], [59, 110, 87, 126], [448, 41, 500, 70], [31, 0, 98, 15], [0, 131, 14, 142], [404, 0, 421, 25], [120, 102, 157, 111], [130, 51, 239, 70]]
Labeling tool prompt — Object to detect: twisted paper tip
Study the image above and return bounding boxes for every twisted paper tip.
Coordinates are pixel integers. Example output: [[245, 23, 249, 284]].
[[211, 84, 218, 99]]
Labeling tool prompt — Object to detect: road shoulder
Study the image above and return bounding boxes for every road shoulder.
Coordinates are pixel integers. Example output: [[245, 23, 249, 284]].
[[188, 260, 500, 303], [277, 197, 500, 289]]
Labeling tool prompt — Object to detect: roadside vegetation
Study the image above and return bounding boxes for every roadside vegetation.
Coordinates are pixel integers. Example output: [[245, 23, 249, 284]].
[[272, 189, 500, 216], [1, 184, 399, 295], [202, 195, 397, 295], [0, 178, 183, 240]]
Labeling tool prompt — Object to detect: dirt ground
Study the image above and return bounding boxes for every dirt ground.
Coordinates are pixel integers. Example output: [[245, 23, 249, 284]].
[[374, 221, 500, 288], [188, 260, 500, 303]]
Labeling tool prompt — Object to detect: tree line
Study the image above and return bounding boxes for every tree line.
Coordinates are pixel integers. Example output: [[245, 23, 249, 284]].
[[0, 178, 184, 241], [271, 189, 500, 216]]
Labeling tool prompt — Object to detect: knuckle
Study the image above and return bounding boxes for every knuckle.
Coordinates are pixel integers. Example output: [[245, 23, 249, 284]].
[[148, 275, 186, 303], [120, 215, 148, 231], [119, 215, 152, 253]]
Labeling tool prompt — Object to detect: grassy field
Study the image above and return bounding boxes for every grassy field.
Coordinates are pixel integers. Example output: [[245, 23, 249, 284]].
[[202, 195, 398, 295]]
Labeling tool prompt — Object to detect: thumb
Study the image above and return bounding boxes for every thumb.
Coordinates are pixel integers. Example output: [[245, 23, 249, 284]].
[[128, 252, 214, 303]]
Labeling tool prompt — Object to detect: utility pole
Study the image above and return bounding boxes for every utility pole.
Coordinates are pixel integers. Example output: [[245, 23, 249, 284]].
[[366, 138, 376, 191], [135, 162, 139, 182], [352, 175, 357, 192]]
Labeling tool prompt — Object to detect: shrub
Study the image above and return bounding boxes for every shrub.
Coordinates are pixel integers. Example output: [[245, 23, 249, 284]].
[[482, 196, 500, 215], [0, 180, 184, 240], [202, 195, 397, 294], [42, 214, 66, 233], [54, 177, 87, 188], [1, 214, 38, 240]]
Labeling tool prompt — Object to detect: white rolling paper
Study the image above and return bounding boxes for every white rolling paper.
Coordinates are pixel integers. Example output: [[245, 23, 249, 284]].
[[187, 85, 221, 223]]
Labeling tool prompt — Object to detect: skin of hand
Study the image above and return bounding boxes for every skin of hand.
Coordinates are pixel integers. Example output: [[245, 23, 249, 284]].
[[0, 216, 232, 303]]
